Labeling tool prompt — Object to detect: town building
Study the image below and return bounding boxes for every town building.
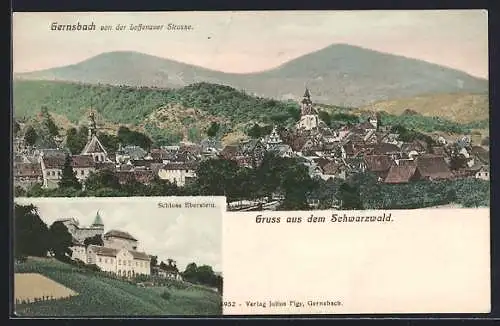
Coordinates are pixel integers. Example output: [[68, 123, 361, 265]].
[[13, 162, 43, 190], [157, 162, 198, 186]]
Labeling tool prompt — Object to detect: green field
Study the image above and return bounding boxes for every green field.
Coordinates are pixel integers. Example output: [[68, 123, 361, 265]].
[[14, 257, 222, 316]]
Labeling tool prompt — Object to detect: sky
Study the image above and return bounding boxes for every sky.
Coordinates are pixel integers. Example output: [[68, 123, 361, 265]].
[[12, 10, 488, 78], [14, 197, 224, 272]]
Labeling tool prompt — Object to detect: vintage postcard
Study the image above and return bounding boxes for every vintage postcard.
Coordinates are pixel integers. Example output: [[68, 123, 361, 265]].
[[11, 10, 490, 316], [13, 196, 224, 316]]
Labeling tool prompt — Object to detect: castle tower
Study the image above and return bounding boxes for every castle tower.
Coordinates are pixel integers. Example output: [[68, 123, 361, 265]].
[[91, 211, 104, 230]]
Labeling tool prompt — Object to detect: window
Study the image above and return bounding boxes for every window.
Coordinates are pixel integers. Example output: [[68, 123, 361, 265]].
[[118, 259, 121, 265], [80, 170, 84, 175], [99, 257, 102, 262]]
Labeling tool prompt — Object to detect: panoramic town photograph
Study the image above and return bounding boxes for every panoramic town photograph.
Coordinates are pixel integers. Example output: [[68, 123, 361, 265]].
[[12, 10, 489, 211], [13, 197, 224, 316]]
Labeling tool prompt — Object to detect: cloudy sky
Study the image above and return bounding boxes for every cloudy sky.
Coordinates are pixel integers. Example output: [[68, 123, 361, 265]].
[[14, 197, 224, 272], [12, 10, 488, 78]]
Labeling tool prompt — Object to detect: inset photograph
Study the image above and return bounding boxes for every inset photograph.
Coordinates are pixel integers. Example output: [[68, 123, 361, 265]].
[[13, 197, 224, 317]]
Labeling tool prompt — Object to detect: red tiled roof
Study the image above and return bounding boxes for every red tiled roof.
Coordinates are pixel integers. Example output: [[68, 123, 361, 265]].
[[42, 156, 66, 169], [384, 160, 418, 184], [373, 143, 401, 155], [415, 155, 453, 179], [364, 155, 393, 172], [162, 162, 198, 171], [290, 137, 309, 152], [322, 162, 342, 175], [14, 162, 42, 177], [71, 155, 96, 168]]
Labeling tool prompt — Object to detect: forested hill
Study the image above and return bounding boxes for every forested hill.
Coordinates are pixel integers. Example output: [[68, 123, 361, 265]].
[[13, 80, 300, 126], [14, 79, 489, 148], [14, 44, 488, 106]]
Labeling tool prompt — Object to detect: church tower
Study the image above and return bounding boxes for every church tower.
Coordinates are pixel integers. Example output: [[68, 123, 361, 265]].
[[88, 110, 97, 142], [300, 88, 314, 115], [296, 88, 319, 131], [81, 110, 110, 163]]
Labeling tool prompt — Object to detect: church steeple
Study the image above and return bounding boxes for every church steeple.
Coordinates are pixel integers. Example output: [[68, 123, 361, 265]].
[[300, 87, 315, 116], [302, 88, 312, 105], [88, 110, 97, 141]]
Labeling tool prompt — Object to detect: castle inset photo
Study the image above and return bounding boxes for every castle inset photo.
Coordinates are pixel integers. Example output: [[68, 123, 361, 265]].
[[13, 197, 224, 316]]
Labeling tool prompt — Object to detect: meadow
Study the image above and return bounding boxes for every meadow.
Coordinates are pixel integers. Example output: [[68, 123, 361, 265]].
[[14, 257, 222, 317]]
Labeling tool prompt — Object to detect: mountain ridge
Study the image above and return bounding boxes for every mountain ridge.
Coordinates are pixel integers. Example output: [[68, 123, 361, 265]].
[[15, 43, 488, 107]]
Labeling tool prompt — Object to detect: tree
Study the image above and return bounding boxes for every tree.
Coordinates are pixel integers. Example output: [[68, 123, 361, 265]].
[[66, 128, 84, 154], [150, 255, 158, 267], [14, 204, 50, 258], [59, 154, 81, 190], [84, 234, 104, 247], [117, 126, 152, 150], [24, 126, 38, 147], [48, 221, 73, 260], [84, 170, 121, 192], [195, 159, 240, 199], [98, 132, 119, 153], [41, 106, 59, 137], [338, 182, 363, 209], [206, 122, 220, 138], [247, 123, 263, 139], [318, 111, 331, 125], [188, 127, 202, 142]]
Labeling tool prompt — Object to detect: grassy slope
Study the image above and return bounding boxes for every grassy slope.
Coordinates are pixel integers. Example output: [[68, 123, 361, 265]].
[[14, 257, 221, 316], [359, 93, 489, 124]]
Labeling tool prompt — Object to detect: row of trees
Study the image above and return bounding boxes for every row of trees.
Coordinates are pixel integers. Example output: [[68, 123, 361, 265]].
[[17, 153, 490, 210], [14, 204, 100, 260], [333, 172, 490, 209], [182, 263, 223, 293]]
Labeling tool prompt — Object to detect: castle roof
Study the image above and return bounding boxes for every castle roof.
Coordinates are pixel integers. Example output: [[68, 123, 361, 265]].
[[92, 211, 104, 226], [104, 230, 137, 242], [88, 245, 117, 258]]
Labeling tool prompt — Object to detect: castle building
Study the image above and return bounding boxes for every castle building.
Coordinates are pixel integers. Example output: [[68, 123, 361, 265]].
[[61, 211, 151, 277]]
